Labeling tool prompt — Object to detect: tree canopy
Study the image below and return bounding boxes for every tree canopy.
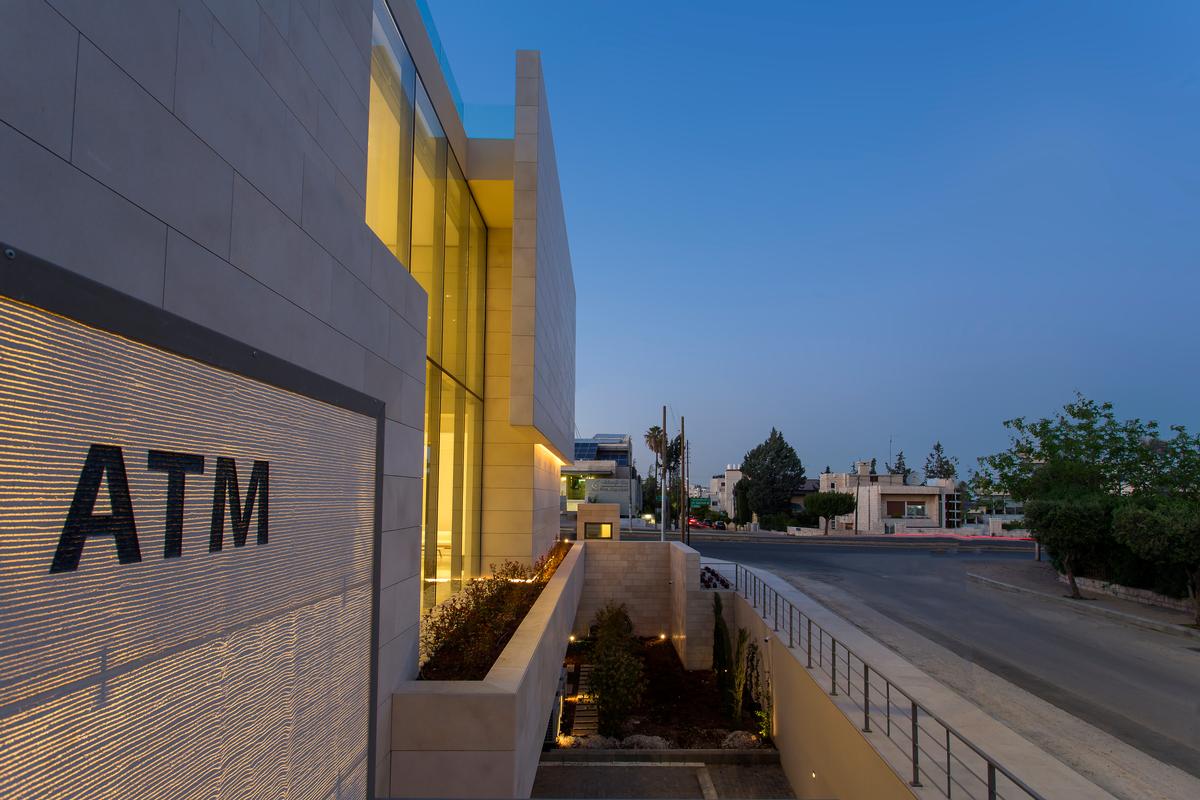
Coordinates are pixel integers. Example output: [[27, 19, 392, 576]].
[[733, 478, 752, 525], [804, 491, 857, 535], [976, 393, 1200, 606], [740, 428, 805, 517], [886, 450, 911, 482], [923, 441, 958, 480]]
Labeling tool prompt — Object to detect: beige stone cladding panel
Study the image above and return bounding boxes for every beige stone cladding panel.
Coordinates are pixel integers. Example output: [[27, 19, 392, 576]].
[[511, 50, 575, 459], [573, 541, 672, 640], [669, 544, 716, 670], [0, 2, 425, 794]]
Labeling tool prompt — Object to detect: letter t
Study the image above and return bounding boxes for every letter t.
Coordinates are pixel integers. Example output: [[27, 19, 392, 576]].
[[147, 450, 205, 558]]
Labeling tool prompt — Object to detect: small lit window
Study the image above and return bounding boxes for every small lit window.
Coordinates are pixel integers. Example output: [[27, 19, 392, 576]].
[[584, 522, 612, 539]]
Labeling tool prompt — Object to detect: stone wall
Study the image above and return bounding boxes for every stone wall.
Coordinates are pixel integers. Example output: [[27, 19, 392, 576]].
[[574, 541, 671, 638], [1060, 574, 1193, 613], [572, 541, 713, 670], [0, 1, 426, 790], [510, 50, 575, 459]]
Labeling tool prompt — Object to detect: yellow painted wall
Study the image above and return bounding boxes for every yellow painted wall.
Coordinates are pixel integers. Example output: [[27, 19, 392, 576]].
[[481, 229, 564, 567]]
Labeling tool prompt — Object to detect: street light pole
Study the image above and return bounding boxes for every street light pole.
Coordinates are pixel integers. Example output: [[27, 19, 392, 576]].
[[681, 415, 687, 545], [660, 405, 667, 543]]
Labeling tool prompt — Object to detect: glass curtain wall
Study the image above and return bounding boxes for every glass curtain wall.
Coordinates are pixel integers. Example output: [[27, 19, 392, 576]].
[[366, 0, 486, 608]]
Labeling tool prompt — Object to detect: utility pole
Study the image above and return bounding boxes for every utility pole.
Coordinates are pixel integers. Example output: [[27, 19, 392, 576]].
[[660, 405, 667, 542], [680, 415, 687, 545]]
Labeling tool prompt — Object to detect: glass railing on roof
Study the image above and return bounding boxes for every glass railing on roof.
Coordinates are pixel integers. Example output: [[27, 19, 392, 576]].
[[414, 0, 464, 119], [415, 0, 514, 139]]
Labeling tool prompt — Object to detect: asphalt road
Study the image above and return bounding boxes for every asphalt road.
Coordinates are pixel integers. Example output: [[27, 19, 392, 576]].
[[689, 540, 1200, 778]]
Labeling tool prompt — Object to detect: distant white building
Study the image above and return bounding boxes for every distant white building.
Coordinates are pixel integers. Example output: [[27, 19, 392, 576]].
[[709, 465, 742, 518], [819, 461, 963, 533]]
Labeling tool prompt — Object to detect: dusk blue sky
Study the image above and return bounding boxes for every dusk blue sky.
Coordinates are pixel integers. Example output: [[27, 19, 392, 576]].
[[428, 0, 1200, 483]]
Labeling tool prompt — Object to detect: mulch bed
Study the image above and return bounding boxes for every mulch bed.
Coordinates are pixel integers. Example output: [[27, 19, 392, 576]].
[[563, 637, 760, 748]]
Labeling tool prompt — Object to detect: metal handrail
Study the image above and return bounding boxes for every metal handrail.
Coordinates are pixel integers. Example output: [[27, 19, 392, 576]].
[[732, 563, 1048, 800]]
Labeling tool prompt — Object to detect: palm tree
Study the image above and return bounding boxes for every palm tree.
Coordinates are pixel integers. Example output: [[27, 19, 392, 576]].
[[644, 425, 665, 511]]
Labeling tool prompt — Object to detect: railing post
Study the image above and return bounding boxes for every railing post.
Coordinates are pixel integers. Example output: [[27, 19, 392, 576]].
[[763, 587, 769, 620], [774, 592, 779, 631], [831, 640, 838, 695], [862, 665, 871, 732], [788, 605, 794, 648], [886, 683, 891, 736], [945, 729, 952, 798], [806, 618, 813, 668], [987, 764, 997, 800], [910, 702, 922, 787]]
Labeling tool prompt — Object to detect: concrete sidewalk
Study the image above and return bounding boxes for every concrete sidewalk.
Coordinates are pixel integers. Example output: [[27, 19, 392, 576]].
[[965, 560, 1199, 639]]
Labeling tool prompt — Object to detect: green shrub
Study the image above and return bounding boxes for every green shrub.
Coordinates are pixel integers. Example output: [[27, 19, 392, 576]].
[[729, 628, 750, 721], [419, 542, 570, 680], [589, 603, 644, 736], [712, 594, 731, 709], [747, 642, 773, 741]]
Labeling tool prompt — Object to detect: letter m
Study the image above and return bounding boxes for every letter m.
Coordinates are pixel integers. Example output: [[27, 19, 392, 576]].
[[209, 458, 269, 551]]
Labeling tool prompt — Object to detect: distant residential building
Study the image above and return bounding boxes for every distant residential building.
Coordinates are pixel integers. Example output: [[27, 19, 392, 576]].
[[788, 478, 822, 513], [818, 461, 964, 532], [711, 465, 742, 518], [561, 434, 641, 516]]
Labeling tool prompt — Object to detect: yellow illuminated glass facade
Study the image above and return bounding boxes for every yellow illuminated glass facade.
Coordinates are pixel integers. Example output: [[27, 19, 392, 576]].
[[366, 0, 486, 607]]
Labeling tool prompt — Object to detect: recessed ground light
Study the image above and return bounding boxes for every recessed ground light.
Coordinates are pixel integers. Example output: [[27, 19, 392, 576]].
[[659, 633, 666, 640], [568, 635, 576, 643]]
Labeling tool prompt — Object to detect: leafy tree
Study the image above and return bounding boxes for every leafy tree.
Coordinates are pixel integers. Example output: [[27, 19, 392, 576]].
[[1114, 501, 1200, 625], [741, 428, 805, 517], [924, 441, 958, 480], [644, 425, 665, 505], [590, 603, 645, 736], [733, 478, 752, 525], [869, 457, 877, 475], [822, 465, 832, 474], [640, 474, 659, 515], [977, 395, 1156, 597], [886, 450, 912, 482], [1022, 459, 1115, 598], [804, 491, 857, 535], [976, 394, 1161, 500]]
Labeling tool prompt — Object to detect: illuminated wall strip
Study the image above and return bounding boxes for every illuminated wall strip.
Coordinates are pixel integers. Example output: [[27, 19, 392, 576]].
[[0, 296, 376, 799]]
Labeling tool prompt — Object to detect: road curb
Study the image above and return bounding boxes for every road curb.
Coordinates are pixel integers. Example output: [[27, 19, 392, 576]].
[[966, 572, 1200, 641]]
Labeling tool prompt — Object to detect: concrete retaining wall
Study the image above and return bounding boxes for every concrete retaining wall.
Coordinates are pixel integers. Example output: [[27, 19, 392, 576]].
[[389, 542, 584, 798], [572, 541, 713, 670], [729, 593, 916, 800], [1059, 574, 1193, 613]]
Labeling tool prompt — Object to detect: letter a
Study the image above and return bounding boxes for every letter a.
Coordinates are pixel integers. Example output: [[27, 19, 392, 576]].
[[50, 444, 142, 573]]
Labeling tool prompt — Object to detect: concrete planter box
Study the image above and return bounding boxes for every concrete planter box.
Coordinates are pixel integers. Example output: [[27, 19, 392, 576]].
[[389, 543, 585, 799]]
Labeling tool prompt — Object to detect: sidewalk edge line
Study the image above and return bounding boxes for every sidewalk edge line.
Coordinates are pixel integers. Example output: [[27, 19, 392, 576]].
[[965, 573, 1200, 641]]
